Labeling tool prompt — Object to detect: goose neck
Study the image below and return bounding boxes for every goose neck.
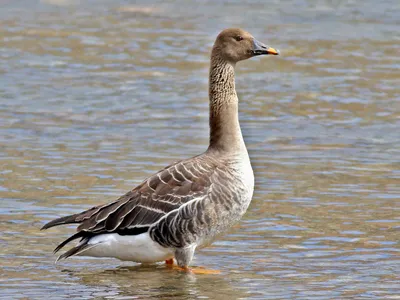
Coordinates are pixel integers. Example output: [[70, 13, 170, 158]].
[[207, 56, 245, 153]]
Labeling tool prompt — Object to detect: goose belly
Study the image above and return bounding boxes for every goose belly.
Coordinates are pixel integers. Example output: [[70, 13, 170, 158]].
[[198, 162, 254, 248], [197, 184, 254, 248], [78, 232, 173, 263]]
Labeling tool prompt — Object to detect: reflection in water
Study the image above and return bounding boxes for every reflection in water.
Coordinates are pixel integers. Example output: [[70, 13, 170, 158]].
[[0, 0, 399, 299], [75, 265, 249, 299]]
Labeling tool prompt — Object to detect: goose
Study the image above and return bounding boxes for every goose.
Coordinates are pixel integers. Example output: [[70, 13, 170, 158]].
[[41, 28, 279, 273]]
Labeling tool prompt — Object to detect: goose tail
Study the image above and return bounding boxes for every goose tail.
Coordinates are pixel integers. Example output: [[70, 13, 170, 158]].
[[41, 213, 81, 230], [55, 238, 97, 262]]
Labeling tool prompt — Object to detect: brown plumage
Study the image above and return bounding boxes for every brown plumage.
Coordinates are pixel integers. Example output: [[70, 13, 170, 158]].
[[41, 28, 279, 270], [43, 155, 217, 240]]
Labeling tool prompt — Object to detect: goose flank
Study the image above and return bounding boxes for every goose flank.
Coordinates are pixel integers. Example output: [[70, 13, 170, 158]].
[[41, 28, 279, 272]]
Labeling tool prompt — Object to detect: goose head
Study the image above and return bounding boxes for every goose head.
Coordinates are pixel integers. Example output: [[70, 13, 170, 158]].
[[212, 28, 279, 63]]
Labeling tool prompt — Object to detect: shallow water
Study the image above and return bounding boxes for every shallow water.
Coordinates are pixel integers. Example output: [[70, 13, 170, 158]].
[[0, 0, 399, 299]]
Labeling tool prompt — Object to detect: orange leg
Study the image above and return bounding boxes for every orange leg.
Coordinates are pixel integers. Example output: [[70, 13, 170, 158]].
[[185, 266, 221, 275], [165, 258, 174, 265], [170, 265, 220, 275]]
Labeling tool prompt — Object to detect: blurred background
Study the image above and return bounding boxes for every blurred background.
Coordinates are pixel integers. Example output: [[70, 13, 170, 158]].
[[0, 0, 399, 299]]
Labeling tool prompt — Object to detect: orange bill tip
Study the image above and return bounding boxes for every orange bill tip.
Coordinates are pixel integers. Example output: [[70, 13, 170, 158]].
[[267, 47, 280, 55]]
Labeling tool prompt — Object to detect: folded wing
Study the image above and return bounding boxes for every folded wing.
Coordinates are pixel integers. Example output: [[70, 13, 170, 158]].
[[42, 156, 218, 253]]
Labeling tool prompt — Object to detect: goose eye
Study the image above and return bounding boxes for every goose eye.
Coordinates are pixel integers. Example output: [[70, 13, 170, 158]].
[[235, 36, 243, 41]]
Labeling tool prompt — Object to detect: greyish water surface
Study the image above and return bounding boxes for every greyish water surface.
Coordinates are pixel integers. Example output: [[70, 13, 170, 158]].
[[0, 0, 399, 299]]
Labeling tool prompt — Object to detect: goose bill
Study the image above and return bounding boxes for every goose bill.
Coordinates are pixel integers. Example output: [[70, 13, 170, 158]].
[[252, 39, 280, 56]]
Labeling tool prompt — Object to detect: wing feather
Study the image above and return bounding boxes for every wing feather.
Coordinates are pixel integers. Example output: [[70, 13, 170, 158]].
[[42, 155, 220, 253]]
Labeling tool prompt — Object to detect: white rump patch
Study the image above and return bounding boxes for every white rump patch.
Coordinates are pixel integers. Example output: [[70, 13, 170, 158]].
[[78, 232, 174, 263]]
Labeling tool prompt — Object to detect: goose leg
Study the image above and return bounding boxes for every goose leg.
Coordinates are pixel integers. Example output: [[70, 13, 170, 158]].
[[175, 245, 195, 269], [173, 245, 220, 275]]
